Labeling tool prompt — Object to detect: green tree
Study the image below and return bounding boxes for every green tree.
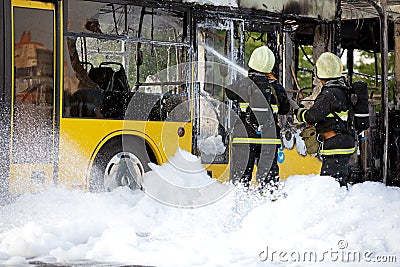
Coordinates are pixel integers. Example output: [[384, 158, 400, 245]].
[[297, 45, 313, 91], [353, 50, 395, 103]]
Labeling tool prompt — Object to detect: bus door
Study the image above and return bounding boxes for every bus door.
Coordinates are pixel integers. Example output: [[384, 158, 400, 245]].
[[9, 0, 59, 193], [195, 18, 240, 182]]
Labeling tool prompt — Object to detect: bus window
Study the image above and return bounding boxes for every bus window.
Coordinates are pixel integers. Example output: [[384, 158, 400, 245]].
[[64, 0, 190, 121], [139, 8, 186, 43], [12, 7, 54, 164], [67, 1, 187, 43]]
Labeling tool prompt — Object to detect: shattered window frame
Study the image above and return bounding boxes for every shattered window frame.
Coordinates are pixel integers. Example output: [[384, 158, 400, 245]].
[[64, 0, 190, 87], [62, 0, 192, 121]]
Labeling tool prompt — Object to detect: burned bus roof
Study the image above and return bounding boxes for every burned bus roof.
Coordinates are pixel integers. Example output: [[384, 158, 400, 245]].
[[69, 0, 400, 52], [184, 0, 338, 20], [117, 0, 400, 20], [342, 0, 400, 20], [183, 0, 400, 21]]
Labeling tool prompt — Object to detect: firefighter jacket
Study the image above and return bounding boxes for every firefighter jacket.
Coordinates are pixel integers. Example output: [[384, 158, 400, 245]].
[[225, 73, 290, 137], [250, 74, 290, 116], [297, 78, 355, 156], [298, 78, 349, 134]]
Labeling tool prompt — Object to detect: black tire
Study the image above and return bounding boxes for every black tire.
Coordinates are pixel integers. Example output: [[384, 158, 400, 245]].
[[89, 136, 152, 192]]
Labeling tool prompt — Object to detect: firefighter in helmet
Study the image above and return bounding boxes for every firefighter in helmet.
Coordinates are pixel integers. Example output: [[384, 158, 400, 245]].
[[296, 52, 355, 186], [226, 46, 290, 188]]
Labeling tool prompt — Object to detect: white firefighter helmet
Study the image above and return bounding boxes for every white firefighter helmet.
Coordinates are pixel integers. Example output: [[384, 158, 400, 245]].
[[315, 52, 343, 79], [248, 46, 275, 73]]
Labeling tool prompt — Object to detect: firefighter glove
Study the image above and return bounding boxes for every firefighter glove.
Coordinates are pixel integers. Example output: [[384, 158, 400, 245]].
[[296, 108, 307, 122]]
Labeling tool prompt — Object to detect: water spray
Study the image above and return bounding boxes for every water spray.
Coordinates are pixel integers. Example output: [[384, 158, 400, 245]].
[[198, 41, 248, 76]]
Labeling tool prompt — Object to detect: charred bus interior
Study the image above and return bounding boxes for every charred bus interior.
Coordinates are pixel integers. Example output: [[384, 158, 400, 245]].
[[283, 1, 400, 186], [188, 0, 400, 185]]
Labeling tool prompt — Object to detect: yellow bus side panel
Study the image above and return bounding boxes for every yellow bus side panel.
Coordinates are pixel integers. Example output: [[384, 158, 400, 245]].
[[203, 145, 322, 185], [58, 118, 193, 189], [279, 145, 322, 179]]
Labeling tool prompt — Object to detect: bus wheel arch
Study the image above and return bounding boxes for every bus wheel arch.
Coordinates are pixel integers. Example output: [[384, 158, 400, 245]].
[[89, 135, 157, 192]]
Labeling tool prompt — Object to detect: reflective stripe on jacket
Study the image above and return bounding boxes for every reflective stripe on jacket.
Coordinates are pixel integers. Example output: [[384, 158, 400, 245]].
[[320, 147, 355, 156]]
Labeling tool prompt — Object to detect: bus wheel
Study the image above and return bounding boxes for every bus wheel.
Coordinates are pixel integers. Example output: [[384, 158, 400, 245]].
[[89, 137, 151, 192]]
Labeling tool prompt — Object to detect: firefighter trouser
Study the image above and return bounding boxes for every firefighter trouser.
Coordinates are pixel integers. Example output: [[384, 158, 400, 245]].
[[319, 133, 355, 186], [321, 154, 352, 187], [240, 143, 280, 187]]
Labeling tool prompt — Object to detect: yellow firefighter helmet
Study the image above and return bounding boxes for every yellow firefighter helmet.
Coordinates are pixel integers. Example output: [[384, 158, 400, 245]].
[[248, 46, 275, 73], [315, 52, 343, 79]]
